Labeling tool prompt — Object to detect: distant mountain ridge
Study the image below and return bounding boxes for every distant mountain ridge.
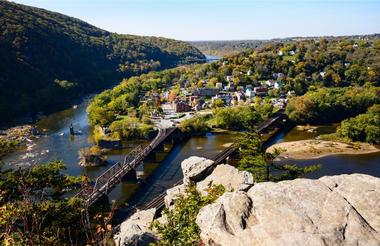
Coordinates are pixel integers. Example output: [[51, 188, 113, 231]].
[[0, 1, 205, 123]]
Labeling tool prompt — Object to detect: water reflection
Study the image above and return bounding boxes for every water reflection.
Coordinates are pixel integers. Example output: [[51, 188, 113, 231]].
[[273, 124, 380, 178]]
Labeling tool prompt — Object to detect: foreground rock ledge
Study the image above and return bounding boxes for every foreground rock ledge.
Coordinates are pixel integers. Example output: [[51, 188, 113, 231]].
[[114, 208, 157, 246], [196, 174, 380, 246]]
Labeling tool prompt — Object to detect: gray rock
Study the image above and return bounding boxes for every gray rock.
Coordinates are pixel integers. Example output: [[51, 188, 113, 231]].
[[196, 164, 254, 196], [164, 184, 186, 208], [196, 174, 380, 246], [181, 156, 214, 185], [114, 208, 157, 246]]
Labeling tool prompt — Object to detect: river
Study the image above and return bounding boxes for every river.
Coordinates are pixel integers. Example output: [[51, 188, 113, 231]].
[[271, 125, 380, 178], [1, 95, 234, 207], [2, 98, 379, 208]]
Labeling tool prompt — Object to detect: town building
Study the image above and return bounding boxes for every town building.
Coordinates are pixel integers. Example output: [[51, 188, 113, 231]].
[[266, 80, 275, 87], [245, 88, 255, 98], [274, 81, 284, 89], [254, 86, 267, 96], [193, 88, 220, 97], [172, 100, 192, 113], [215, 82, 223, 89], [234, 91, 246, 102]]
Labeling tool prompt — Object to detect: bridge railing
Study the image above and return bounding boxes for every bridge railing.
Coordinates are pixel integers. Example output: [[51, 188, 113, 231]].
[[76, 127, 176, 205]]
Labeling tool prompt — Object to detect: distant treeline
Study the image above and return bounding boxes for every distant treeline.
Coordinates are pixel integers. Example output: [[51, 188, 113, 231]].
[[190, 34, 380, 56], [190, 40, 265, 56]]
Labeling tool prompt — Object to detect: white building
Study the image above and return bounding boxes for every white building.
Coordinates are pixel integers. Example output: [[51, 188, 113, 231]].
[[216, 82, 223, 89], [274, 81, 284, 89], [245, 88, 255, 98]]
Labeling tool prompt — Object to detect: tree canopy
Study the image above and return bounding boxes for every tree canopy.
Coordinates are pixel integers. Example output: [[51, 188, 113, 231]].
[[0, 1, 204, 123]]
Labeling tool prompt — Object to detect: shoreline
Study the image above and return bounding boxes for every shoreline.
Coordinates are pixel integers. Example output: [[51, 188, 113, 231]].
[[267, 139, 380, 160]]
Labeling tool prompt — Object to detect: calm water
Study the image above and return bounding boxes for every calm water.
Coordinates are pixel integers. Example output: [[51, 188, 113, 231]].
[[272, 125, 380, 178], [2, 96, 147, 179], [2, 97, 379, 207], [2, 96, 234, 206]]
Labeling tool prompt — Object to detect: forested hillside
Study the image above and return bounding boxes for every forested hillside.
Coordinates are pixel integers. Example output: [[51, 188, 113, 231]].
[[0, 1, 204, 123], [190, 40, 265, 56]]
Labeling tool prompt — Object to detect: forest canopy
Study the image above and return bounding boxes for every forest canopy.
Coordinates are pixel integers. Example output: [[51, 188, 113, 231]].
[[0, 1, 204, 123]]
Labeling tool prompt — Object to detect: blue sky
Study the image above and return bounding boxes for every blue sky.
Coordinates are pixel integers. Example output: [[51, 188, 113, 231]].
[[12, 0, 380, 41]]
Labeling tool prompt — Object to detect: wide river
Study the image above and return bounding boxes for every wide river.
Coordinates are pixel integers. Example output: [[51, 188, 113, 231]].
[[2, 96, 380, 210]]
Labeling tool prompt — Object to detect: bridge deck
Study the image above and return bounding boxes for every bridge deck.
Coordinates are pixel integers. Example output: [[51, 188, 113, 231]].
[[76, 127, 176, 206]]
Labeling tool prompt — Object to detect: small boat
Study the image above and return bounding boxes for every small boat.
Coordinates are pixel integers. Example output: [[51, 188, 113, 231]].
[[73, 105, 78, 109], [59, 132, 65, 136]]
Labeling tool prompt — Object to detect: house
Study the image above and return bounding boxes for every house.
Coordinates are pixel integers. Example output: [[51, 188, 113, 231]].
[[288, 50, 296, 56], [234, 91, 246, 102], [226, 82, 235, 91], [172, 100, 192, 113], [278, 50, 283, 56], [270, 98, 288, 109], [247, 69, 253, 76], [274, 81, 284, 89], [254, 86, 267, 96], [152, 93, 161, 107], [193, 88, 220, 97], [245, 88, 255, 98], [266, 80, 275, 87], [320, 72, 326, 78], [273, 73, 285, 79], [215, 82, 223, 89], [162, 91, 169, 99], [226, 75, 233, 82], [189, 96, 199, 105], [212, 92, 232, 106]]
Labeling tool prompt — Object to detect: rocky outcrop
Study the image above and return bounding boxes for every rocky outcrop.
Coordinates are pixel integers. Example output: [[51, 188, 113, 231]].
[[196, 174, 380, 246], [114, 208, 157, 246], [164, 184, 186, 208], [196, 164, 254, 196], [181, 156, 214, 185]]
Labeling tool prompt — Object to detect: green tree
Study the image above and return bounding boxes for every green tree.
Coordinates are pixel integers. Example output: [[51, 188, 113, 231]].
[[235, 130, 320, 182], [152, 185, 225, 246]]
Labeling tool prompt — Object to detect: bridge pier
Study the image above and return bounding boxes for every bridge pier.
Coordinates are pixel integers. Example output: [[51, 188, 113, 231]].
[[91, 193, 111, 210], [122, 169, 137, 182]]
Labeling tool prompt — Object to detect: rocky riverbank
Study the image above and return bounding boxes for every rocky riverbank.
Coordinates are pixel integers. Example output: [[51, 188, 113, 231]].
[[267, 139, 380, 160], [113, 156, 380, 246], [0, 125, 38, 158]]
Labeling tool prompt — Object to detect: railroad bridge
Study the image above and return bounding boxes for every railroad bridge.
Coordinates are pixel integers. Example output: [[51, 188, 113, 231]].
[[76, 127, 178, 206], [77, 111, 286, 207]]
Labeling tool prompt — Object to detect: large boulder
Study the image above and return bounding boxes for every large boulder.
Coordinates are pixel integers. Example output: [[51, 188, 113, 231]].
[[181, 156, 214, 185], [114, 208, 157, 246], [196, 164, 254, 196], [196, 174, 380, 246]]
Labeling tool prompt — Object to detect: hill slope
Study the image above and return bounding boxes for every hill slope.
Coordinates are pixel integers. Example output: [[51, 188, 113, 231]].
[[0, 1, 205, 123]]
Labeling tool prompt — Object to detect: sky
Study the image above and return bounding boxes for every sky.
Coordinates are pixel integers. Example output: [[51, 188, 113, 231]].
[[11, 0, 380, 41]]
